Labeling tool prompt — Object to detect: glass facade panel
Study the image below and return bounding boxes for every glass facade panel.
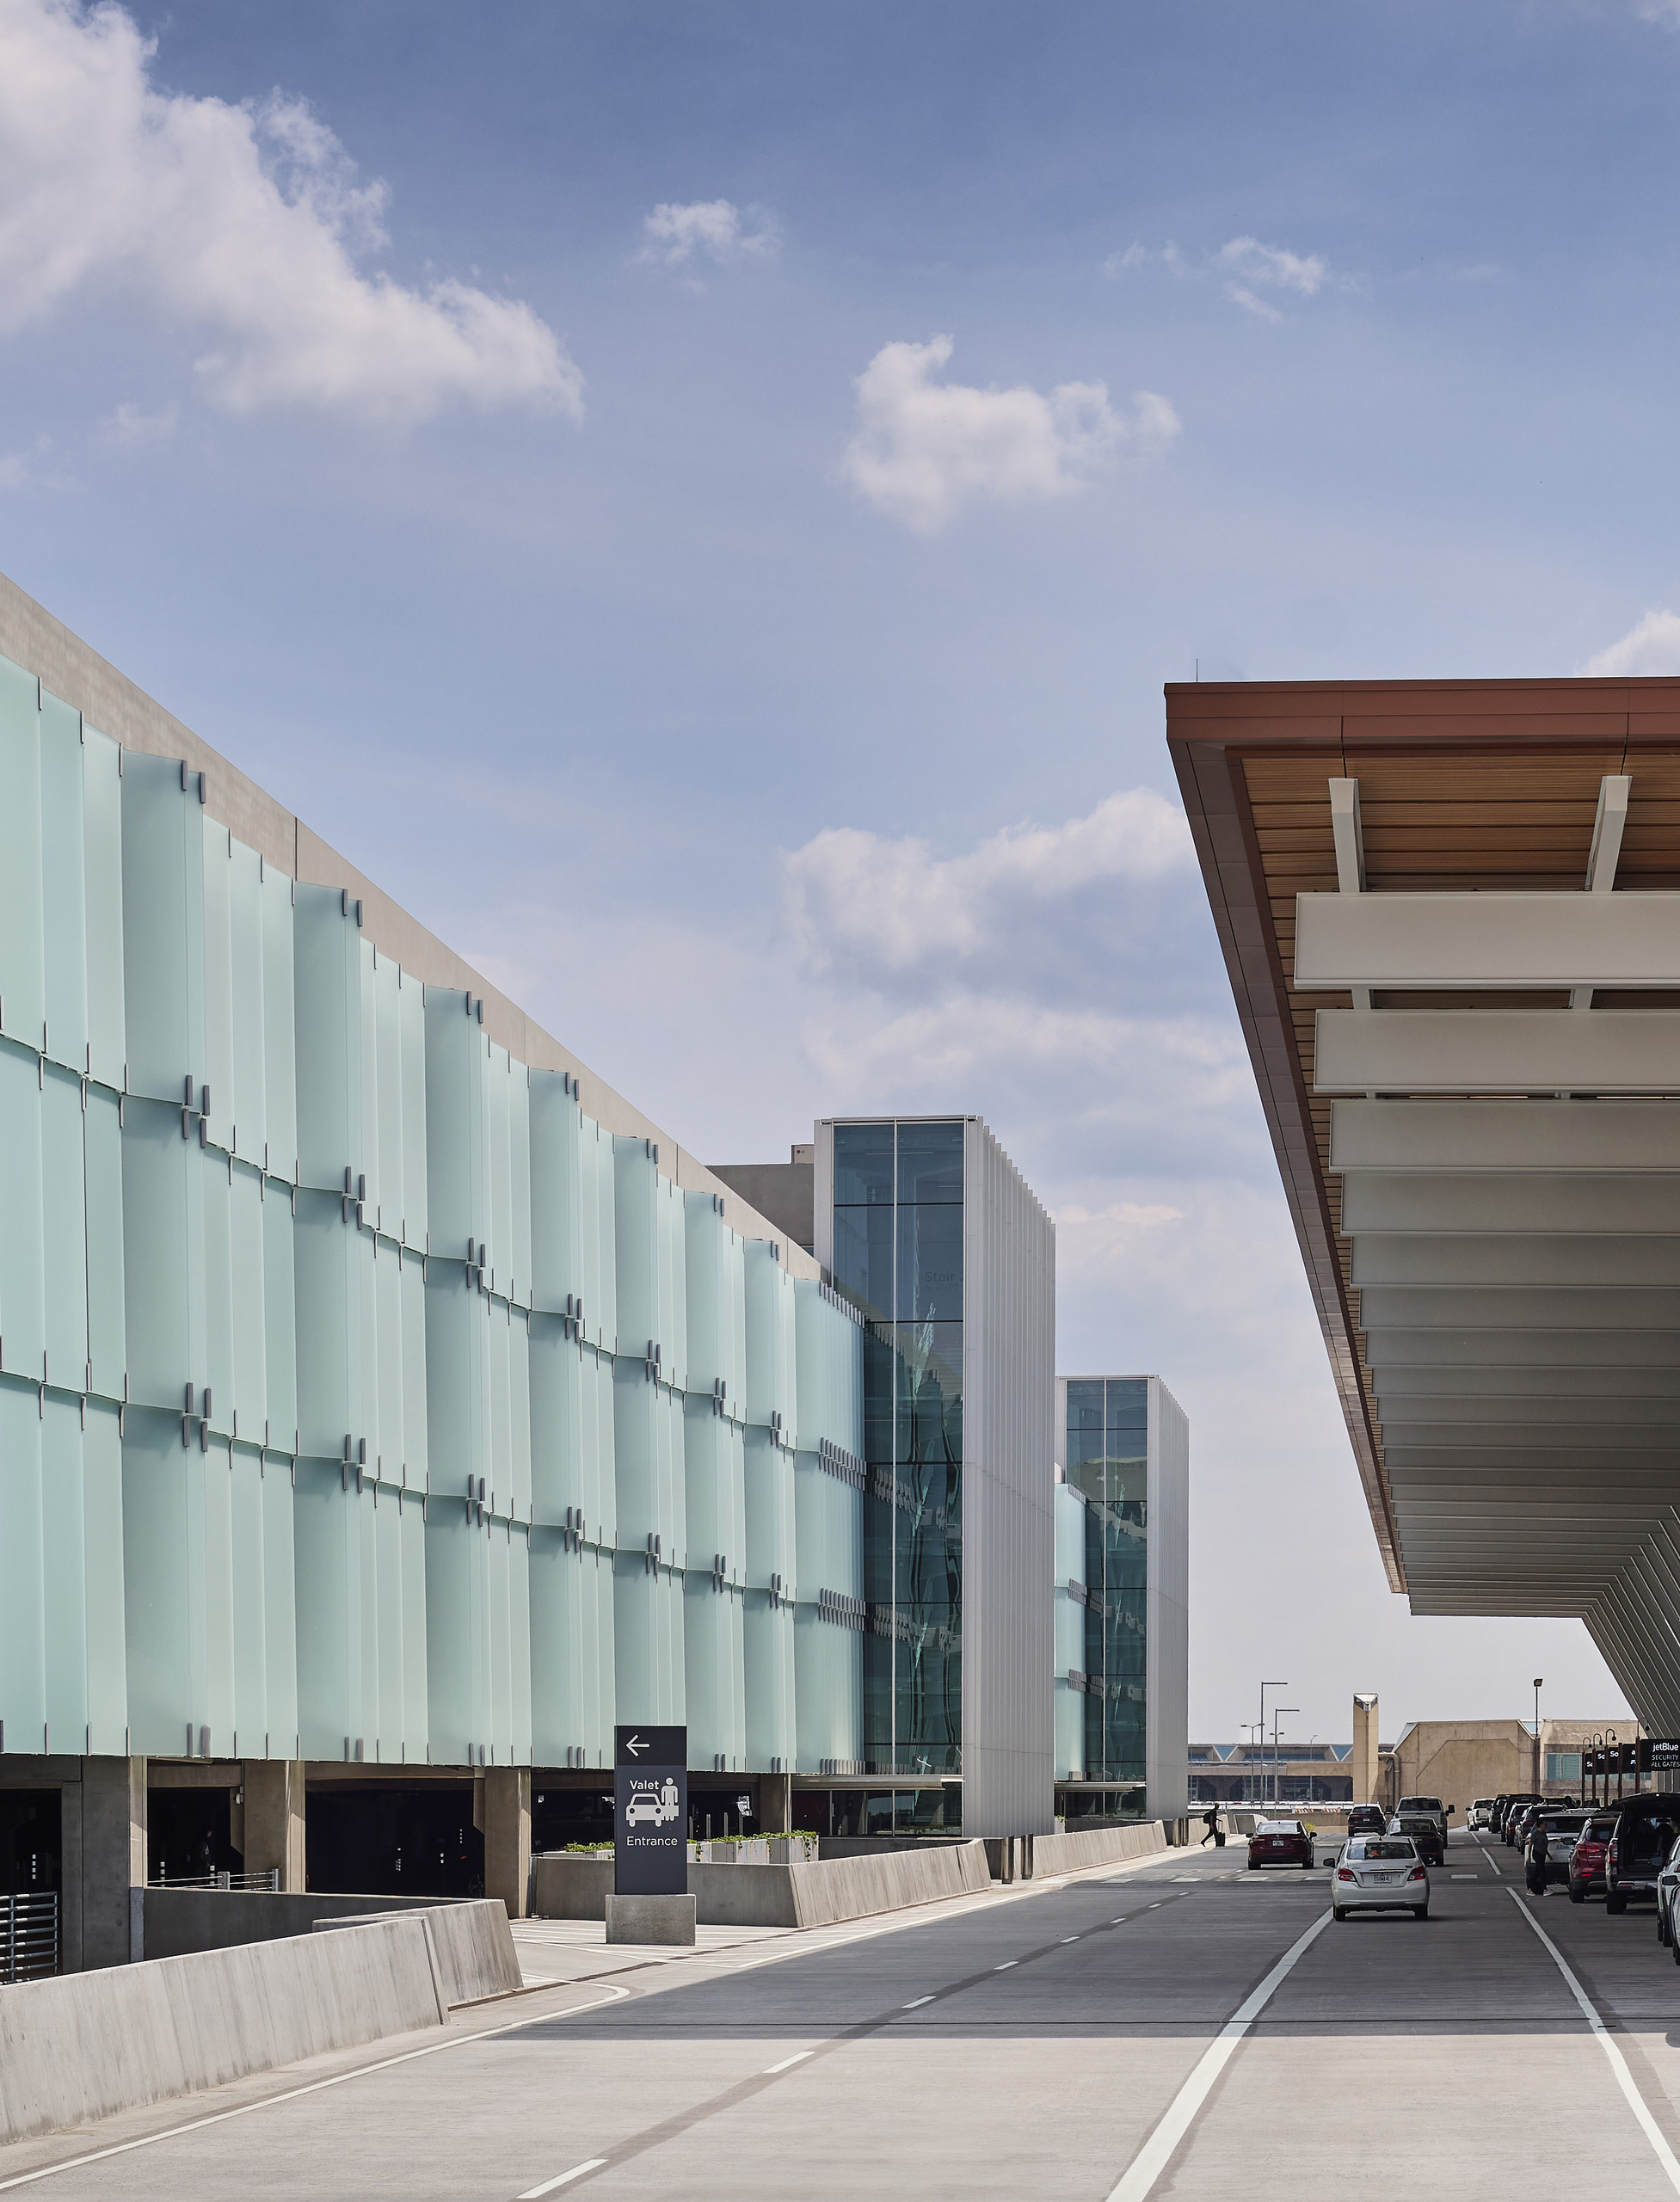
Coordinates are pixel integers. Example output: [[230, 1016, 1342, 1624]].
[[1069, 1377, 1148, 1785], [833, 1119, 964, 1780]]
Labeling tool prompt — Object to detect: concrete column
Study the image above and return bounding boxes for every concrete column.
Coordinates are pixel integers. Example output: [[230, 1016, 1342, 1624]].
[[79, 1757, 146, 1970], [759, 1773, 793, 1833], [1351, 1695, 1379, 1805], [243, 1761, 306, 1891], [483, 1767, 531, 1919]]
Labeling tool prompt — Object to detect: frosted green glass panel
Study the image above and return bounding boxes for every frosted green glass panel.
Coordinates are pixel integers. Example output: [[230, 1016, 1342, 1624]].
[[229, 1164, 267, 1437], [375, 1487, 405, 1757], [230, 1447, 268, 1750], [684, 1572, 745, 1768], [398, 976, 427, 1249], [293, 1457, 360, 1759], [400, 1492, 428, 1751], [509, 1071, 531, 1313], [356, 1219, 378, 1471], [262, 1190, 298, 1452], [201, 1439, 236, 1750], [400, 1252, 428, 1488], [84, 1087, 125, 1399], [423, 992, 480, 1263], [509, 1311, 532, 1522], [582, 1122, 616, 1350], [613, 1137, 657, 1359], [121, 1409, 193, 1753], [292, 1190, 360, 1459], [487, 1298, 512, 1517], [40, 1063, 87, 1388], [262, 1459, 298, 1753], [528, 1532, 584, 1762], [82, 729, 126, 1092], [0, 1037, 45, 1381], [745, 1596, 796, 1770], [792, 1604, 862, 1774], [83, 1399, 127, 1753], [121, 1095, 204, 1412], [261, 863, 296, 1181], [201, 1148, 233, 1430], [356, 1480, 379, 1758], [373, 953, 403, 1234], [487, 1526, 512, 1756], [423, 1502, 477, 1765], [40, 694, 87, 1075], [359, 938, 379, 1221], [200, 819, 233, 1151], [0, 658, 44, 1050], [794, 1282, 864, 1457], [228, 841, 265, 1165], [612, 1553, 685, 1725], [656, 1178, 686, 1393], [744, 1242, 797, 1433], [423, 1267, 481, 1506], [508, 1528, 532, 1762], [374, 1234, 403, 1479], [528, 1073, 580, 1314], [293, 886, 361, 1193], [121, 753, 204, 1105], [488, 1047, 512, 1301], [0, 1379, 46, 1745]]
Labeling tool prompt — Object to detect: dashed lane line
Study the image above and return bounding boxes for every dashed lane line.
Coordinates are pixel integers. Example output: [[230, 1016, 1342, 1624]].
[[518, 2162, 608, 2199]]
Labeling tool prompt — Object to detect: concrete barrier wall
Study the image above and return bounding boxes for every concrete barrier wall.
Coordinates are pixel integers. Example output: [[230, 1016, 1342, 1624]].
[[1029, 1821, 1168, 1877], [141, 1887, 457, 1961], [0, 1912, 445, 2149], [310, 1902, 521, 2006], [530, 1840, 992, 1929]]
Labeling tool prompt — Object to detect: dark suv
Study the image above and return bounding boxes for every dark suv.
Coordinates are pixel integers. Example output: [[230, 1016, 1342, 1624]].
[[1346, 1805, 1388, 1838], [1605, 1794, 1680, 1913]]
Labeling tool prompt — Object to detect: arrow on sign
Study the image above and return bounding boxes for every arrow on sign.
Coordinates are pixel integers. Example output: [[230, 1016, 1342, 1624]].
[[625, 1733, 648, 1758]]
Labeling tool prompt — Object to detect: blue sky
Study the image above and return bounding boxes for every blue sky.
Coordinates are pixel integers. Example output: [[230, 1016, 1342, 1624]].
[[4, 0, 1675, 1744]]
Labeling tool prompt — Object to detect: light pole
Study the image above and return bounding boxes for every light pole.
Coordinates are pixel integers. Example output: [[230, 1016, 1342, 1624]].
[[1273, 1708, 1299, 1808], [1533, 1677, 1543, 1797], [1260, 1682, 1289, 1811]]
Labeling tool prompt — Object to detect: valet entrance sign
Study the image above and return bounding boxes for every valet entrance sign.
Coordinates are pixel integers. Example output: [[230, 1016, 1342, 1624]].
[[615, 1725, 687, 1893]]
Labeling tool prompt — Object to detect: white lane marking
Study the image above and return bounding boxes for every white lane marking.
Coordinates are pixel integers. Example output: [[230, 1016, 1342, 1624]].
[[1451, 1873, 1478, 1880], [902, 1996, 934, 2008], [1508, 1890, 1680, 2194], [1476, 1843, 1503, 1878], [994, 1961, 1018, 1971], [0, 1984, 631, 2194], [762, 2051, 815, 2076], [1061, 1936, 1080, 1943], [1103, 1909, 1332, 2202], [519, 2162, 608, 2199]]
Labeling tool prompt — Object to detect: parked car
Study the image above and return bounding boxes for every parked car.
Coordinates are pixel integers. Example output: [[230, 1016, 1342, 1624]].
[[1568, 1813, 1618, 1903], [1396, 1794, 1452, 1838], [1656, 1834, 1680, 1945], [1509, 1802, 1547, 1852], [1332, 1835, 1430, 1921], [1499, 1794, 1542, 1844], [1468, 1799, 1496, 1832], [1248, 1818, 1314, 1870], [1346, 1805, 1388, 1838], [1525, 1809, 1590, 1888], [1606, 1794, 1680, 1914], [1389, 1812, 1446, 1867]]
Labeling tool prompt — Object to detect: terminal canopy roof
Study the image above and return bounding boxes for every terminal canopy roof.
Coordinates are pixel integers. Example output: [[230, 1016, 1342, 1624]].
[[1169, 677, 1680, 1732]]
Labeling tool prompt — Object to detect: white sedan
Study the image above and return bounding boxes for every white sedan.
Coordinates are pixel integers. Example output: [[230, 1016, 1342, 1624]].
[[1332, 1834, 1431, 1921]]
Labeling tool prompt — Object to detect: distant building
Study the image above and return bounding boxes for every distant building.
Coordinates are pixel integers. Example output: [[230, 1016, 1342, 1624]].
[[1053, 1376, 1189, 1825], [1187, 1744, 1361, 1806]]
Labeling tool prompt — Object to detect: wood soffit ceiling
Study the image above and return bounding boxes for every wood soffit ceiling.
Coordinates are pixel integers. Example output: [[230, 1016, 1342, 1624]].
[[1165, 679, 1680, 1596]]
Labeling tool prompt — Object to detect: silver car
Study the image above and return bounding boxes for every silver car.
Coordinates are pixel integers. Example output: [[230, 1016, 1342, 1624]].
[[1332, 1834, 1430, 1921]]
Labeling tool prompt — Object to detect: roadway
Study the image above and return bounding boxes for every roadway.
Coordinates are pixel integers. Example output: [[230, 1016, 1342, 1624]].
[[8, 1829, 1680, 2197]]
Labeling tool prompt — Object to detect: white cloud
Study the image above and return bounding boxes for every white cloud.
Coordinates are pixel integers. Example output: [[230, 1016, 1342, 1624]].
[[1583, 608, 1680, 675], [785, 788, 1195, 975], [0, 0, 581, 427], [99, 399, 177, 447], [637, 199, 779, 271], [841, 335, 1179, 533], [1111, 234, 1330, 321]]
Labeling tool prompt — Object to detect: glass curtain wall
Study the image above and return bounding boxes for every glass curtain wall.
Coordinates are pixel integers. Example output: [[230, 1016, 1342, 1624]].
[[1067, 1379, 1147, 1787], [831, 1122, 963, 1784]]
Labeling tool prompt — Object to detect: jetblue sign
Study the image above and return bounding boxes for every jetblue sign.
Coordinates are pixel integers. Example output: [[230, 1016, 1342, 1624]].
[[614, 1725, 687, 1894]]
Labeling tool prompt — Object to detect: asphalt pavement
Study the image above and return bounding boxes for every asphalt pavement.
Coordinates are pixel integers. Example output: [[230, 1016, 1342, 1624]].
[[9, 1829, 1680, 2198]]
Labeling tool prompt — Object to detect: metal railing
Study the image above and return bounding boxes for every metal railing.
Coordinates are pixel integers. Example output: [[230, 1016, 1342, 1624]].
[[147, 1869, 281, 1891], [1, 1891, 58, 1982]]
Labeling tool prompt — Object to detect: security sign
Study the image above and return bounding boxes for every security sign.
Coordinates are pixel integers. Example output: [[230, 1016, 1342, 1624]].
[[614, 1725, 687, 1894]]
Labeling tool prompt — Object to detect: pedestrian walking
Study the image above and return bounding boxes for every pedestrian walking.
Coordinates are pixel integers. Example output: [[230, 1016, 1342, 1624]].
[[1527, 1815, 1550, 1895], [1200, 1805, 1225, 1848]]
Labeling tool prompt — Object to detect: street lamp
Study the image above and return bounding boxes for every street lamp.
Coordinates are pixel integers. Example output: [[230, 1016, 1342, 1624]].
[[1533, 1677, 1544, 1796], [1273, 1708, 1299, 1807], [1260, 1682, 1289, 1810]]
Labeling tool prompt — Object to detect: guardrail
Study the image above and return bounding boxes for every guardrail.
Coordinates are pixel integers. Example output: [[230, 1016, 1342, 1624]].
[[1, 1891, 58, 1982], [147, 1870, 281, 1891]]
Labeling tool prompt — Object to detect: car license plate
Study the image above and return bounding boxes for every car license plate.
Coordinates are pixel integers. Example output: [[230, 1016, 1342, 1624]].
[[1369, 1873, 1399, 1884]]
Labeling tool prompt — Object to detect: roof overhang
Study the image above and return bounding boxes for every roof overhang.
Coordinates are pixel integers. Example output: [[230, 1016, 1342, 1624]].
[[1168, 678, 1680, 1727]]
